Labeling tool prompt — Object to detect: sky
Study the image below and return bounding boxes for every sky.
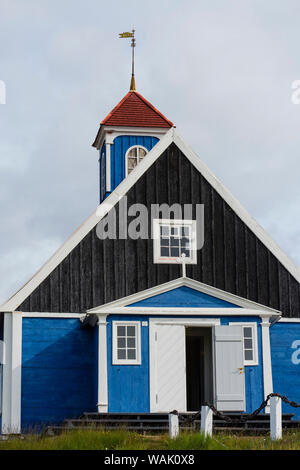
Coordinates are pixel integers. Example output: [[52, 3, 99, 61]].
[[0, 0, 300, 304]]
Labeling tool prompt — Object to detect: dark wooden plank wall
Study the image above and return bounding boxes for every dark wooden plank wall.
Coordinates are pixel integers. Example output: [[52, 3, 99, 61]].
[[19, 143, 300, 317]]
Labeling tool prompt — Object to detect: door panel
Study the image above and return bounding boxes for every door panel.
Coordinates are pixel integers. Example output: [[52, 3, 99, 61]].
[[150, 324, 186, 412], [214, 325, 245, 411]]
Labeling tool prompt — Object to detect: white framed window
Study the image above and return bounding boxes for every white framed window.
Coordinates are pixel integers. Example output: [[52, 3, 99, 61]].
[[229, 322, 258, 366], [153, 219, 197, 264], [125, 145, 148, 175], [112, 321, 141, 365]]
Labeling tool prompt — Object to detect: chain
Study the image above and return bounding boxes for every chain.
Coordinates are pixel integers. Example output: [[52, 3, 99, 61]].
[[173, 393, 300, 425]]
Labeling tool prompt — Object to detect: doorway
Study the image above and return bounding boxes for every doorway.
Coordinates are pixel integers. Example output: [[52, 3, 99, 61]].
[[185, 327, 213, 411]]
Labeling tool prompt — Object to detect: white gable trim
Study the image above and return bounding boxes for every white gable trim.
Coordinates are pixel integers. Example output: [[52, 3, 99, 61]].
[[1, 127, 299, 312], [87, 276, 280, 316]]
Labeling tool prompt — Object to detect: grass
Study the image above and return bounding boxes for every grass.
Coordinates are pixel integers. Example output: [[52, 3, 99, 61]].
[[1, 429, 300, 450]]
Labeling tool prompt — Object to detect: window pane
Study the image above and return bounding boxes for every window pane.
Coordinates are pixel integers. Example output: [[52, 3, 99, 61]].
[[244, 327, 252, 338], [181, 248, 190, 257], [127, 349, 136, 360], [181, 237, 190, 248], [117, 326, 126, 337], [138, 148, 147, 159], [160, 238, 170, 247], [244, 339, 253, 349], [117, 338, 126, 348], [128, 157, 137, 172], [160, 226, 169, 237], [171, 247, 180, 257], [170, 237, 179, 247], [182, 226, 190, 236], [127, 337, 136, 348], [128, 148, 137, 157], [117, 349, 126, 360], [161, 247, 169, 256], [245, 350, 253, 361], [127, 326, 136, 337]]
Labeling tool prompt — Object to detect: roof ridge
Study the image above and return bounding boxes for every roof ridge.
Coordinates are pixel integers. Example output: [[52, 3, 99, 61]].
[[100, 91, 174, 127]]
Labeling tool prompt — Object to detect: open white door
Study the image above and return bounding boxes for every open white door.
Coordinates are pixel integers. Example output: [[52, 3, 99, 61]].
[[214, 325, 245, 411], [150, 323, 186, 412]]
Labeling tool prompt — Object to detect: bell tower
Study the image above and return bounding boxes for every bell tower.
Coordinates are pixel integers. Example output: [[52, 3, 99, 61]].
[[92, 30, 174, 203]]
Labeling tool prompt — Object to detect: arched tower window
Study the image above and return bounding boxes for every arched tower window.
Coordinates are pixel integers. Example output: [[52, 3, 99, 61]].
[[126, 145, 148, 175]]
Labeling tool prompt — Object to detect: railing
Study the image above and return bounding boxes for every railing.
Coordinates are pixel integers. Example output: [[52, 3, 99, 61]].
[[168, 393, 300, 441]]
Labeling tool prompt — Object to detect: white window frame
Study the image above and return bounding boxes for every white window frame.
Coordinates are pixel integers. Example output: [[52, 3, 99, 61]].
[[112, 321, 141, 365], [229, 322, 258, 366], [125, 145, 148, 176], [153, 218, 197, 264]]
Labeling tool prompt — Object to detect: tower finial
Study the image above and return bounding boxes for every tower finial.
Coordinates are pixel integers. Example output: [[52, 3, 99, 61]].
[[119, 29, 136, 91]]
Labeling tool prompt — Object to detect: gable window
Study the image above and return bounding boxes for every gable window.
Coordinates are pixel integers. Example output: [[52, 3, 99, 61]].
[[229, 322, 258, 366], [126, 145, 148, 175], [112, 321, 141, 365], [153, 219, 197, 264]]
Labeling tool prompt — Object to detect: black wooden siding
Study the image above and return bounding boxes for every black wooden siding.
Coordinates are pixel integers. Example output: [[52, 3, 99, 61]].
[[19, 143, 300, 317]]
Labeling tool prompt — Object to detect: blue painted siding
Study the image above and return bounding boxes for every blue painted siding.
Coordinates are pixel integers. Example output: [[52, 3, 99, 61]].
[[270, 322, 300, 419], [111, 135, 159, 192], [107, 314, 150, 413], [129, 286, 241, 308], [221, 316, 264, 414], [21, 318, 97, 430], [107, 313, 263, 414], [100, 135, 159, 202]]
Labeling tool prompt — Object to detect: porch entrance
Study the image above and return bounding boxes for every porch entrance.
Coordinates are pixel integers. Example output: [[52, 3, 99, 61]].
[[185, 327, 213, 411]]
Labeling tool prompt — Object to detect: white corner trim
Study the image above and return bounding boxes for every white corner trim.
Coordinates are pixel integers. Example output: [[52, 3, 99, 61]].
[[2, 125, 299, 312], [87, 276, 281, 315], [97, 315, 108, 413], [1, 312, 22, 434], [105, 142, 111, 192], [260, 318, 273, 411]]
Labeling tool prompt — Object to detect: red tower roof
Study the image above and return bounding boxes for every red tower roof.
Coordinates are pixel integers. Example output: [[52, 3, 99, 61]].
[[100, 91, 174, 128]]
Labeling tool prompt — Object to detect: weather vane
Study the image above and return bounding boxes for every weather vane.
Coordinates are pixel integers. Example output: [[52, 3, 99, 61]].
[[119, 29, 136, 91]]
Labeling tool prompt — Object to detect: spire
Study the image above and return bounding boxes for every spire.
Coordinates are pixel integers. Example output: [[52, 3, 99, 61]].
[[119, 29, 136, 91]]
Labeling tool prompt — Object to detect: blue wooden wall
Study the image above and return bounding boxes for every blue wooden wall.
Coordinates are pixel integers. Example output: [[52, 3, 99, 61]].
[[21, 318, 97, 430], [100, 135, 159, 202], [107, 314, 150, 413], [129, 286, 240, 308], [270, 322, 300, 419]]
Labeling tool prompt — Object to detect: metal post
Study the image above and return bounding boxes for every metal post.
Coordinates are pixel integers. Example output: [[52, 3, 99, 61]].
[[168, 412, 179, 439], [270, 396, 282, 440], [200, 406, 213, 437]]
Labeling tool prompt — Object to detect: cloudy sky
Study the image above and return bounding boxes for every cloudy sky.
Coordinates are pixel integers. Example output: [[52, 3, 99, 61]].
[[0, 0, 300, 304]]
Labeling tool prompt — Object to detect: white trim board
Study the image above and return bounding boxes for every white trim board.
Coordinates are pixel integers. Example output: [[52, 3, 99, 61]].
[[1, 128, 299, 312], [87, 276, 281, 316]]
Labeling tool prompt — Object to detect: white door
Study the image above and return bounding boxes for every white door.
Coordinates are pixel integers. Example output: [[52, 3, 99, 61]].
[[150, 323, 186, 412], [214, 325, 245, 411]]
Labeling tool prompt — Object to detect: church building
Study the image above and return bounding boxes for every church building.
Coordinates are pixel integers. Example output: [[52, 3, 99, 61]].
[[0, 61, 300, 434]]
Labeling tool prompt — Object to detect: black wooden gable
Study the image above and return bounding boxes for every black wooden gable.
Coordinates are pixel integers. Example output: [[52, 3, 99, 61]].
[[19, 143, 300, 317]]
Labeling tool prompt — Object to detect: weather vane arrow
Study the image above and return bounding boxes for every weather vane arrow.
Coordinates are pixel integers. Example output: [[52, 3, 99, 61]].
[[119, 29, 136, 91]]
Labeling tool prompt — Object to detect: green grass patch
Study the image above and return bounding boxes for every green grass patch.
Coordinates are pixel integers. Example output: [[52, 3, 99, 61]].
[[1, 429, 300, 450]]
